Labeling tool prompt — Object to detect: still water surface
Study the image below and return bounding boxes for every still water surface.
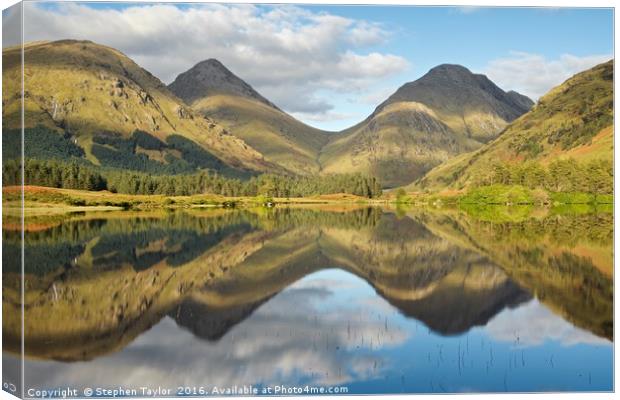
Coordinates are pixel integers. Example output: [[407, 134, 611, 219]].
[[2, 207, 613, 394]]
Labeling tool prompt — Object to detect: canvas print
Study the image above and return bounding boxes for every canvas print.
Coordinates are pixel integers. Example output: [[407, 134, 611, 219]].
[[1, 1, 614, 398]]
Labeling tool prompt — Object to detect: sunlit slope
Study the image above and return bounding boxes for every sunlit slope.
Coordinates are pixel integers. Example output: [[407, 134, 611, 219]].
[[169, 59, 331, 175], [377, 64, 533, 142], [415, 60, 613, 191], [2, 40, 277, 174], [190, 94, 331, 174], [320, 102, 482, 187], [321, 64, 533, 187]]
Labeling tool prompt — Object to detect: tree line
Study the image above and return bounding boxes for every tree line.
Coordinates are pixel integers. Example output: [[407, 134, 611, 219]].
[[476, 158, 612, 194], [3, 158, 383, 198]]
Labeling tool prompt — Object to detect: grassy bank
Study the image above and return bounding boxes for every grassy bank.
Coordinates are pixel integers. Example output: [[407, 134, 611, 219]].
[[2, 183, 613, 218], [394, 184, 613, 206], [2, 185, 386, 216]]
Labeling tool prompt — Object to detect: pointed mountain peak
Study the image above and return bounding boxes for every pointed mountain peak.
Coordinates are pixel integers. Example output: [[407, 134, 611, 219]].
[[168, 59, 278, 109]]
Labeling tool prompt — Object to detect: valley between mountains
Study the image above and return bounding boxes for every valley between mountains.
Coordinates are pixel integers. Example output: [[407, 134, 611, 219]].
[[2, 39, 613, 207]]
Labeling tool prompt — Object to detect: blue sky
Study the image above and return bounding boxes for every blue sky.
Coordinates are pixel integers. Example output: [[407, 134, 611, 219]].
[[5, 2, 614, 130], [300, 5, 614, 128], [313, 6, 613, 61]]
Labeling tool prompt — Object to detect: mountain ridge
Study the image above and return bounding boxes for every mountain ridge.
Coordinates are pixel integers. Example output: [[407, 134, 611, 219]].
[[169, 58, 533, 186], [373, 63, 534, 139], [168, 58, 332, 175], [414, 59, 613, 191], [4, 39, 550, 188], [318, 63, 533, 187], [2, 40, 282, 176]]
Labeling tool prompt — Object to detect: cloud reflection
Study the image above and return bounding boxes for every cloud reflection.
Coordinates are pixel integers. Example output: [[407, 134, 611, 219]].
[[23, 270, 408, 390], [484, 299, 610, 347]]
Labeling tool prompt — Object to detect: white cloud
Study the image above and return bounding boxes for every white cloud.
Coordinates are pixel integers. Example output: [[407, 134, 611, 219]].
[[347, 20, 391, 46], [484, 51, 612, 100], [20, 3, 409, 120], [291, 111, 359, 124]]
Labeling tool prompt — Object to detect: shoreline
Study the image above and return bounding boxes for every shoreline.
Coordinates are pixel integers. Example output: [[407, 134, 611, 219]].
[[1, 185, 613, 218]]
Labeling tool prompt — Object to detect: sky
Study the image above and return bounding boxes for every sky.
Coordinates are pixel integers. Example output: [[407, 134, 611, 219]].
[[2, 2, 614, 131]]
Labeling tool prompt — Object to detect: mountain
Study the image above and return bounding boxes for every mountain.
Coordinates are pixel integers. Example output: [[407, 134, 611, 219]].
[[415, 60, 613, 191], [3, 40, 541, 187], [168, 59, 331, 175], [2, 40, 280, 176], [377, 64, 533, 141], [319, 64, 533, 187], [168, 59, 278, 109]]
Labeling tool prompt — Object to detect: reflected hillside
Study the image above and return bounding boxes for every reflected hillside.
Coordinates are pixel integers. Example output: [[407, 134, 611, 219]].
[[317, 214, 531, 334], [2, 207, 612, 362], [419, 208, 613, 340], [3, 211, 278, 360], [165, 213, 529, 341]]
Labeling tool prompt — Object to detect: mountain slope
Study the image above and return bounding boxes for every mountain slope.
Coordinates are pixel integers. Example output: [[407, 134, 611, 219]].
[[376, 64, 533, 141], [169, 59, 331, 175], [2, 40, 279, 176], [320, 64, 533, 187], [415, 60, 613, 191]]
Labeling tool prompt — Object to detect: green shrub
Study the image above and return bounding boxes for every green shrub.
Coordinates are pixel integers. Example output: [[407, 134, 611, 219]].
[[549, 192, 595, 204], [255, 194, 274, 206], [460, 185, 533, 205], [595, 194, 614, 204], [394, 188, 412, 204]]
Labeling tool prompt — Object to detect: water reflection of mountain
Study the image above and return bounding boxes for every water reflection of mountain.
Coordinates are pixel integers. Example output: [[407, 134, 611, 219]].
[[171, 298, 273, 341], [420, 210, 613, 340], [2, 207, 612, 361]]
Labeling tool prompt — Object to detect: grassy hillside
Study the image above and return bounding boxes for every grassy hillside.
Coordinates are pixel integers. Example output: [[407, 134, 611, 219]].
[[168, 59, 331, 175], [376, 64, 533, 142], [320, 64, 533, 187], [320, 101, 482, 187], [189, 94, 331, 175], [2, 40, 279, 175], [415, 60, 613, 192]]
